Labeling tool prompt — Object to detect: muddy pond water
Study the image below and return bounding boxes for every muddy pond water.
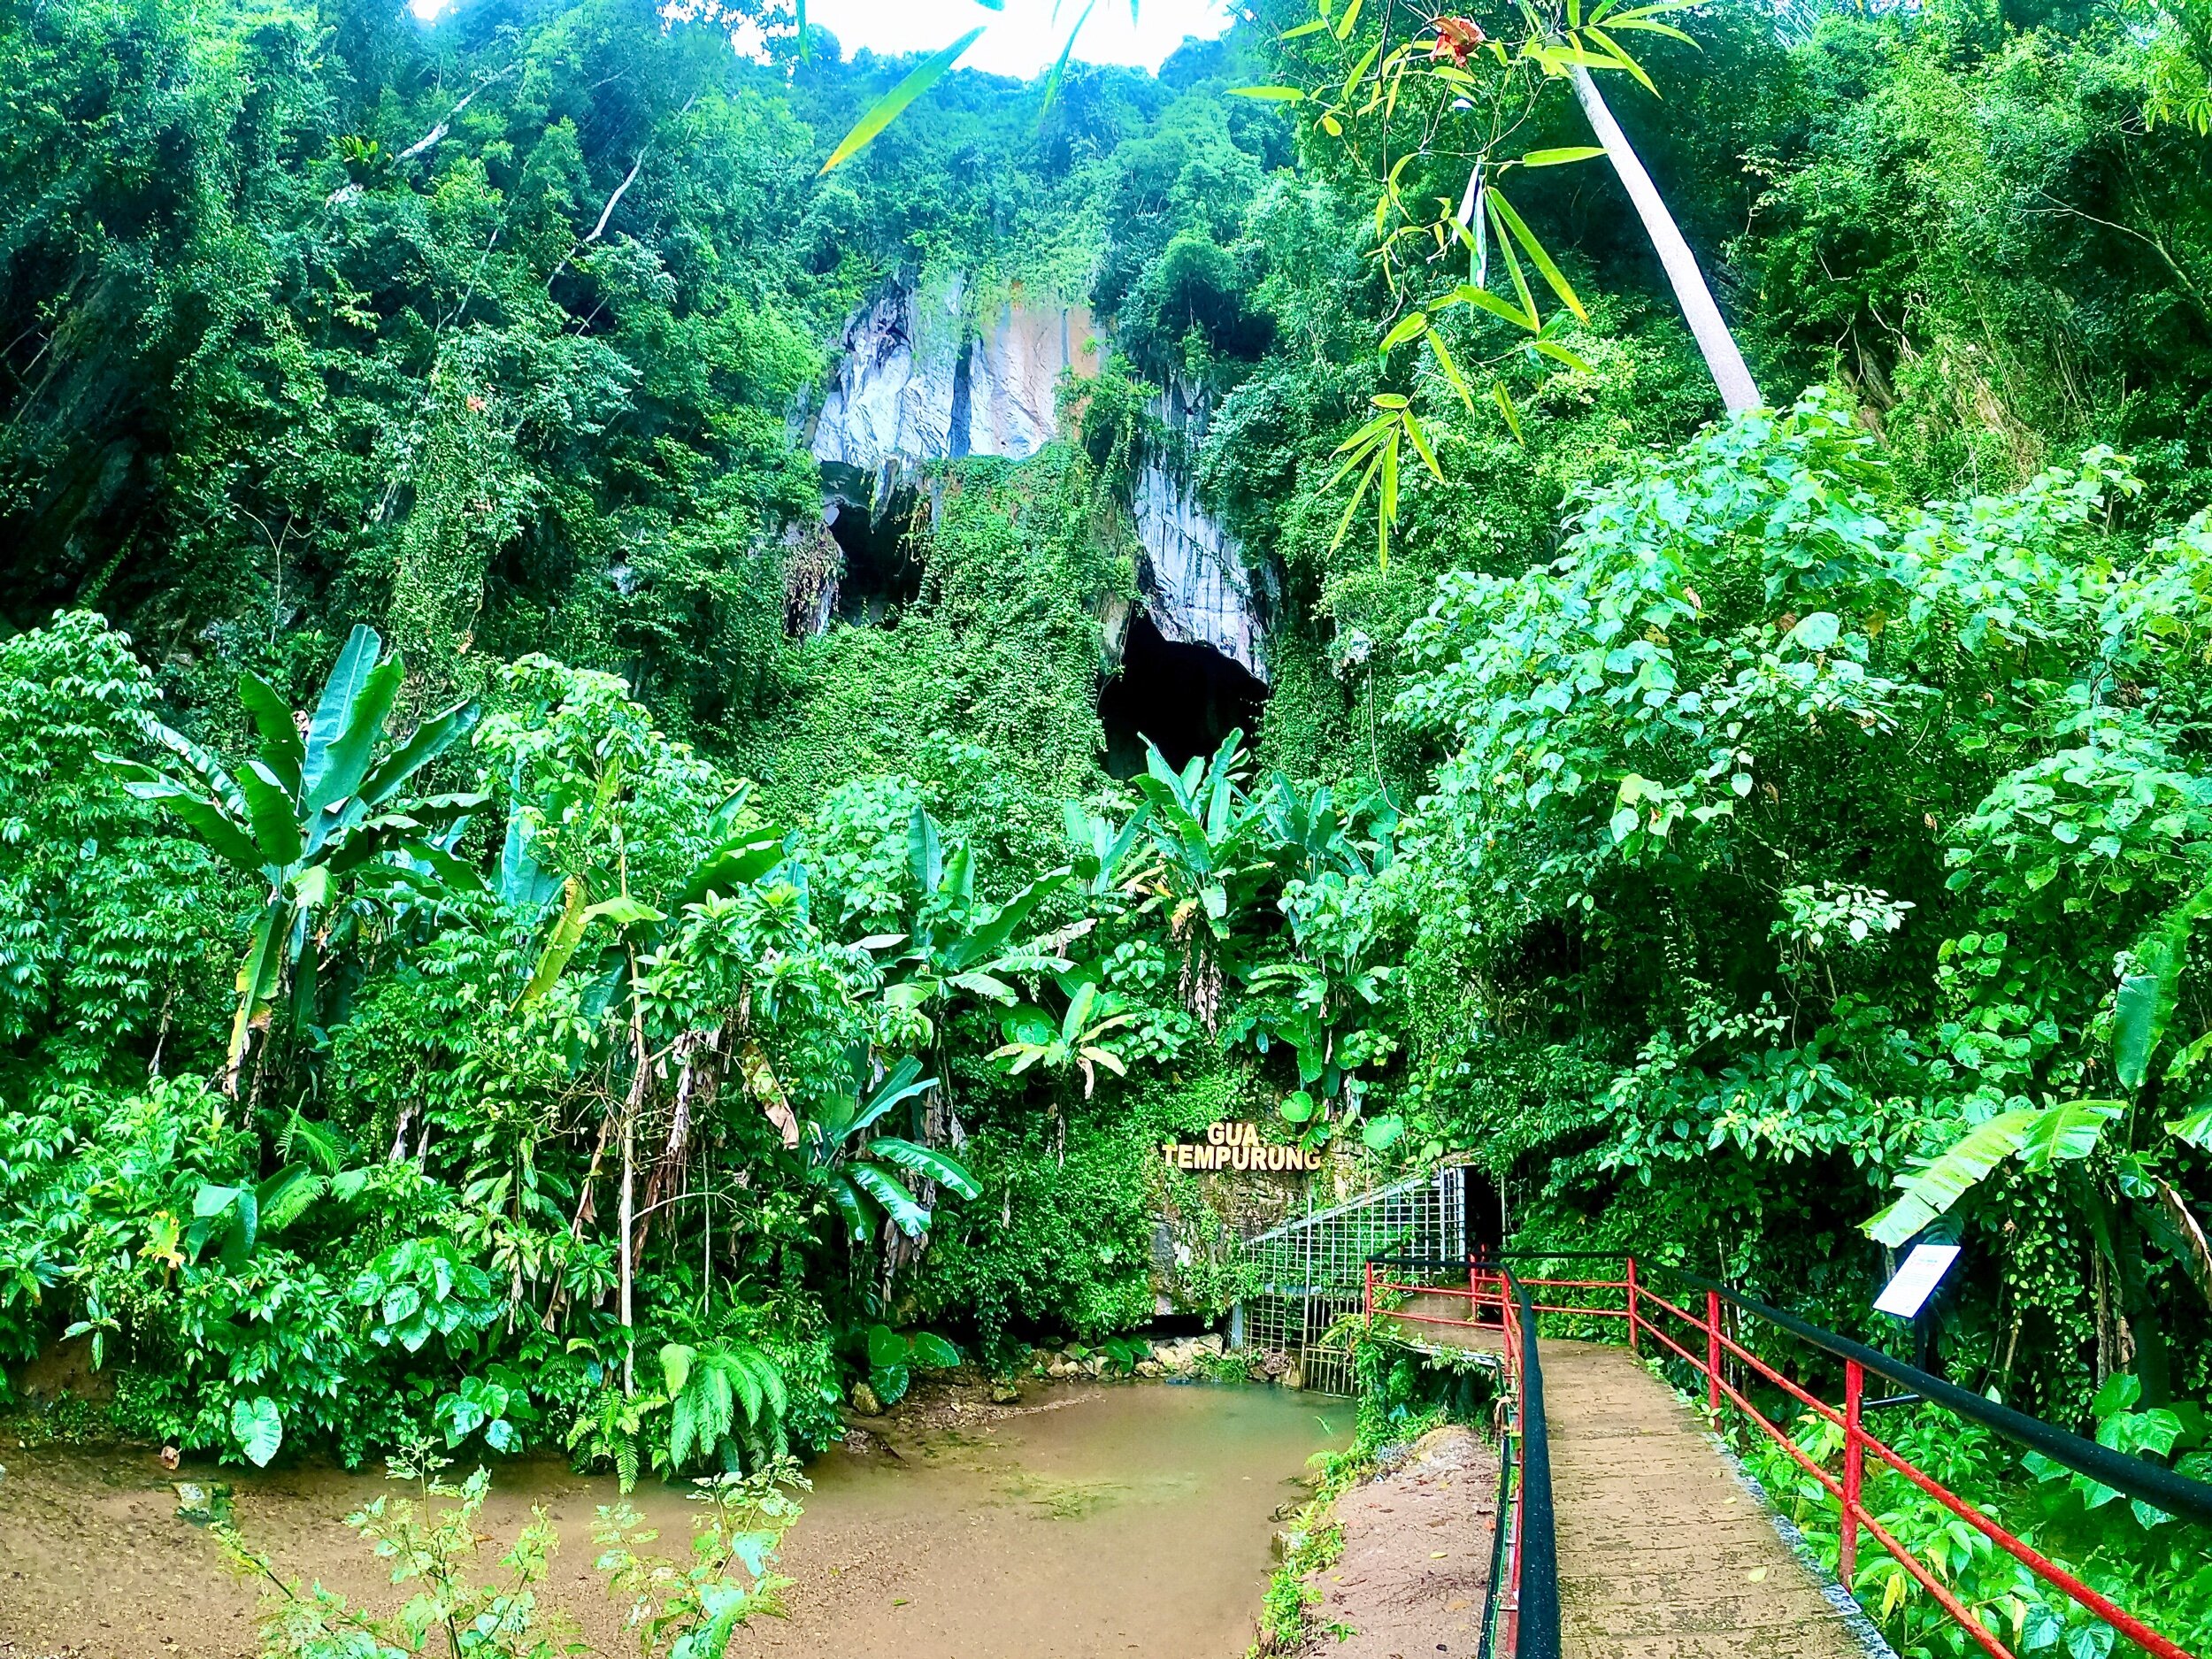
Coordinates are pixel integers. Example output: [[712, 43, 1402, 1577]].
[[0, 1380, 1343, 1659]]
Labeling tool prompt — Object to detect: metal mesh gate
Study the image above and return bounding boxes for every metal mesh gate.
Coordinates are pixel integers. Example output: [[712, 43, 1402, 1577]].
[[1238, 1166, 1469, 1394]]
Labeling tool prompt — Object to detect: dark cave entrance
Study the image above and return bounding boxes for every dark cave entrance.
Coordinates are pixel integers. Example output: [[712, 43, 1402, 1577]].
[[1100, 611, 1268, 778], [823, 484, 925, 626]]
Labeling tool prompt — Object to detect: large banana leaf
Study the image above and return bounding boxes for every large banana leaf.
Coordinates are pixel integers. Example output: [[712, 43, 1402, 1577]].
[[111, 771, 265, 872], [909, 804, 943, 895], [303, 625, 383, 802], [305, 657, 403, 816], [849, 1055, 935, 1137], [677, 830, 787, 909], [357, 699, 478, 810], [142, 719, 245, 814], [238, 671, 304, 795], [238, 760, 305, 868], [2016, 1098, 2125, 1171], [497, 800, 563, 911], [942, 867, 1070, 968], [2109, 874, 2212, 1089], [849, 1163, 931, 1236], [826, 1172, 871, 1240], [1865, 1106, 2043, 1246], [867, 1136, 980, 1199]]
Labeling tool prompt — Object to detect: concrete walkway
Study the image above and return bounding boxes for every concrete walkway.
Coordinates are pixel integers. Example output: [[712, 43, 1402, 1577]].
[[1379, 1304, 1875, 1659]]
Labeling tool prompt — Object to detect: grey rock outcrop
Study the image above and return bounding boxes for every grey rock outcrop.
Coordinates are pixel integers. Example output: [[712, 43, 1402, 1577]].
[[810, 273, 1097, 502], [805, 277, 1274, 684], [1131, 459, 1272, 684]]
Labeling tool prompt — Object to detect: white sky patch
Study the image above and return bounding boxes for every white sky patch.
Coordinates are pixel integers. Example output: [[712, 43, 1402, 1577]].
[[805, 0, 1240, 78]]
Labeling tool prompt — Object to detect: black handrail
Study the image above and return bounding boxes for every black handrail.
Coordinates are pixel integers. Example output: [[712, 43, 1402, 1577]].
[[1473, 1397, 1516, 1659], [1508, 1266, 1561, 1659], [1472, 1248, 2212, 1531]]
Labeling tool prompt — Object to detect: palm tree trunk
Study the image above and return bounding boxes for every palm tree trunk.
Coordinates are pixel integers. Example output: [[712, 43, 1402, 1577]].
[[1571, 66, 1762, 415]]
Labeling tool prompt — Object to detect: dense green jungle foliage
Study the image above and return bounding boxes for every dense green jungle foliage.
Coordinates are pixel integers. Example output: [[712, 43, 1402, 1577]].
[[5, 0, 2212, 1647]]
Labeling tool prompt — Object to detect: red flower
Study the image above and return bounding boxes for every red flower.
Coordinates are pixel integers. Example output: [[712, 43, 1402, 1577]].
[[1430, 15, 1486, 65]]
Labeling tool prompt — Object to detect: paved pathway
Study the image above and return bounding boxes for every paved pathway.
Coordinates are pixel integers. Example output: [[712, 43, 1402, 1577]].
[[1379, 1301, 1875, 1659]]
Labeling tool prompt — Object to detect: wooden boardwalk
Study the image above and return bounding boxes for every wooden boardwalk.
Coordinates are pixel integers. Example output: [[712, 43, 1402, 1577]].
[[1381, 1302, 1877, 1659]]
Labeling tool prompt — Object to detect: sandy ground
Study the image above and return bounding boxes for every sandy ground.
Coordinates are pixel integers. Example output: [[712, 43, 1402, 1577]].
[[1304, 1424, 1500, 1659], [0, 1378, 1340, 1659]]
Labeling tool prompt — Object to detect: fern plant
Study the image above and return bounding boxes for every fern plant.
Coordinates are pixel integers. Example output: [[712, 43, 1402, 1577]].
[[660, 1341, 788, 1477]]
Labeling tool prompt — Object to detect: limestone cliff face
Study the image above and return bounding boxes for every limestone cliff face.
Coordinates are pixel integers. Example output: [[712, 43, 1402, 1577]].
[[809, 273, 1098, 501], [1129, 459, 1271, 684], [806, 277, 1273, 684]]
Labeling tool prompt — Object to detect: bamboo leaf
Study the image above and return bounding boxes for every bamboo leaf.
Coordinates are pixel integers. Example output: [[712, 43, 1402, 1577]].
[[1039, 0, 1096, 121], [1442, 282, 1538, 332], [1379, 427, 1399, 527], [1329, 452, 1382, 552], [1229, 85, 1307, 102], [1340, 40, 1379, 104], [1582, 26, 1658, 94], [1378, 311, 1428, 356], [1601, 0, 1707, 23], [1490, 380, 1525, 442], [1335, 0, 1363, 35], [820, 28, 987, 173], [1484, 193, 1541, 326], [1487, 188, 1589, 323], [1402, 410, 1444, 480], [1425, 330, 1477, 413], [1601, 17, 1697, 42], [1517, 145, 1608, 166], [1531, 336, 1594, 373]]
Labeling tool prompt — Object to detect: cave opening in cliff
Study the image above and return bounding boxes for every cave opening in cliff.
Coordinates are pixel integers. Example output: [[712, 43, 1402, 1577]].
[[1099, 611, 1268, 778], [824, 487, 925, 626]]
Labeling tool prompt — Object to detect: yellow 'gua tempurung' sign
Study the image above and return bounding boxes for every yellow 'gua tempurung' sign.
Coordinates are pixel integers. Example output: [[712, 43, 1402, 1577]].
[[1159, 1120, 1324, 1173]]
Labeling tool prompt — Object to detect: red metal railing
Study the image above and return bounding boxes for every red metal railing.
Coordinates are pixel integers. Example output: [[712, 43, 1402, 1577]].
[[1367, 1258, 1561, 1659], [1363, 1254, 2205, 1659]]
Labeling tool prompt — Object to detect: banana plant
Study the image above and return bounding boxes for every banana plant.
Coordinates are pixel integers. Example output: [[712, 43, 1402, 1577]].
[[990, 978, 1140, 1098], [803, 1050, 979, 1240], [1063, 798, 1153, 898], [859, 807, 1072, 1043], [1128, 732, 1275, 1026], [1262, 774, 1396, 885], [1131, 732, 1273, 935], [1868, 879, 2212, 1404], [103, 624, 480, 1091]]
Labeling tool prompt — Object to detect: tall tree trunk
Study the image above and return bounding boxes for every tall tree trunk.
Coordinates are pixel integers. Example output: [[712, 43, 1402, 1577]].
[[1571, 66, 1763, 415]]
